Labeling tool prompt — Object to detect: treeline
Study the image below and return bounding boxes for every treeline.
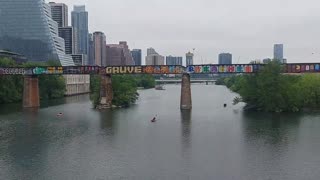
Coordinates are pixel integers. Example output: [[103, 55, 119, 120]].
[[90, 74, 155, 108], [0, 58, 66, 104], [217, 61, 320, 112]]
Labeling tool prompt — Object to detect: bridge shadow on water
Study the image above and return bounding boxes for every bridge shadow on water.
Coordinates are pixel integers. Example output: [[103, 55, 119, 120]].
[[98, 109, 116, 130], [180, 110, 192, 154]]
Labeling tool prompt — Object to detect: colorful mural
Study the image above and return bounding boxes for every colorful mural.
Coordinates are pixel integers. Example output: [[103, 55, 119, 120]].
[[186, 64, 262, 74], [104, 66, 184, 74], [285, 64, 320, 73], [2, 64, 320, 75], [143, 66, 184, 74], [105, 66, 142, 74], [0, 68, 26, 75], [32, 67, 63, 75]]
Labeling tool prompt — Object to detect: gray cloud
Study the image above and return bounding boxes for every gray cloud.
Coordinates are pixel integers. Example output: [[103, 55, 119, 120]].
[[51, 0, 320, 63]]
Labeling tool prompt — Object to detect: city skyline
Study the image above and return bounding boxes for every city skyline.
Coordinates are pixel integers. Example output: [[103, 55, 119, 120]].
[[44, 0, 320, 63]]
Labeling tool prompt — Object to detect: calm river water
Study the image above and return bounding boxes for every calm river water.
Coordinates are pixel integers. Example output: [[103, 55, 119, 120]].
[[1, 84, 320, 180]]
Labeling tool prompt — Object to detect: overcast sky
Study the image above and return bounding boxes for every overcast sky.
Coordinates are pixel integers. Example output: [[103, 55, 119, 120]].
[[49, 0, 320, 64]]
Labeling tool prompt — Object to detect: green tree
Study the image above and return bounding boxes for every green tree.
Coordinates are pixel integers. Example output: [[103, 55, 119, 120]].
[[0, 58, 66, 103], [90, 74, 140, 108], [226, 61, 305, 112], [298, 74, 320, 108], [0, 58, 23, 103], [22, 61, 66, 100], [112, 75, 139, 107], [90, 75, 101, 106], [135, 74, 156, 89]]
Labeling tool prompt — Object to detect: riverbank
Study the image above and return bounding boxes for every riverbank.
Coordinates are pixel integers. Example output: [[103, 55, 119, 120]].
[[216, 61, 320, 112]]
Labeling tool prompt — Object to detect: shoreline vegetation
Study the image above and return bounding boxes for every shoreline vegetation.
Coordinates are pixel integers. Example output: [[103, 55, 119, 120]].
[[0, 58, 65, 104], [0, 58, 156, 108], [216, 61, 320, 113], [90, 74, 155, 108]]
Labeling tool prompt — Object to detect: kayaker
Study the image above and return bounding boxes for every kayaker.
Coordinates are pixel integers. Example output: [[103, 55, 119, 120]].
[[151, 115, 157, 122]]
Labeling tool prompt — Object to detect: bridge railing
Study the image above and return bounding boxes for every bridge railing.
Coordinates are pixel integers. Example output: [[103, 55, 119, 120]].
[[1, 63, 320, 75]]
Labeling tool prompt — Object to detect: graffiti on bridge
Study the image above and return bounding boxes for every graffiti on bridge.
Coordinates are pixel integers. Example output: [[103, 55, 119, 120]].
[[105, 66, 184, 74], [2, 64, 320, 75], [0, 68, 26, 75], [285, 64, 320, 73], [186, 64, 262, 73]]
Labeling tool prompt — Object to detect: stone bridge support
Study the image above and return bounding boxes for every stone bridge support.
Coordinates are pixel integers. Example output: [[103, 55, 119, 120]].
[[23, 75, 40, 108], [180, 73, 192, 110], [98, 74, 113, 109]]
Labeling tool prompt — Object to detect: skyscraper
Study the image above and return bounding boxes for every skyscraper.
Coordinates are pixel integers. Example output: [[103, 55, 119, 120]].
[[93, 32, 106, 66], [71, 54, 87, 66], [131, 49, 142, 65], [218, 53, 232, 64], [166, 56, 183, 66], [88, 33, 95, 65], [49, 2, 68, 27], [147, 48, 158, 56], [146, 55, 165, 65], [58, 27, 76, 54], [72, 5, 89, 55], [274, 44, 284, 63], [186, 52, 194, 66], [146, 48, 164, 65], [106, 42, 135, 66], [0, 0, 74, 66]]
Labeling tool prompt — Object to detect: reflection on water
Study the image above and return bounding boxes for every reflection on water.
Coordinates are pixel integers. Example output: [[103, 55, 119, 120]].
[[242, 112, 302, 144], [1, 85, 320, 179], [181, 110, 192, 150]]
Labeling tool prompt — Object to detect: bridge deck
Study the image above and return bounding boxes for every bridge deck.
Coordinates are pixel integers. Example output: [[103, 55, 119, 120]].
[[0, 63, 320, 75]]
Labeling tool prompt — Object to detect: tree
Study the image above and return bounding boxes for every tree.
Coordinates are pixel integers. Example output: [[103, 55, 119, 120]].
[[112, 75, 139, 107], [0, 58, 66, 103], [226, 61, 304, 112], [135, 74, 155, 89]]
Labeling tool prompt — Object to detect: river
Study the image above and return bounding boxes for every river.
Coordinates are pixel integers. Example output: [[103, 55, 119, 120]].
[[1, 84, 320, 180]]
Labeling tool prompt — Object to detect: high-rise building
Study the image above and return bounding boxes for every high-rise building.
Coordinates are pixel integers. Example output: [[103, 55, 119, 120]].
[[186, 52, 194, 66], [93, 32, 106, 66], [72, 5, 88, 54], [274, 44, 284, 63], [0, 0, 74, 66], [58, 27, 77, 54], [263, 58, 272, 64], [88, 33, 95, 65], [218, 53, 232, 64], [147, 48, 158, 56], [106, 42, 135, 66], [146, 55, 165, 65], [0, 50, 27, 64], [49, 2, 68, 27], [166, 56, 183, 65], [145, 48, 164, 65], [71, 54, 87, 66], [131, 49, 142, 65]]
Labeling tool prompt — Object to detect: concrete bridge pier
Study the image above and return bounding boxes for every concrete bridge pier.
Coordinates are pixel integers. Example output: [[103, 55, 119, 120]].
[[180, 73, 192, 110], [23, 75, 40, 108], [98, 74, 113, 109]]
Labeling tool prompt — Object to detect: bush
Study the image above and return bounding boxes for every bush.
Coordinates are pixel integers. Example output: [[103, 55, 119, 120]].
[[222, 61, 320, 112]]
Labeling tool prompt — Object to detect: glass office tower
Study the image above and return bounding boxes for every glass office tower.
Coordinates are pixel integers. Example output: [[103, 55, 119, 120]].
[[72, 5, 89, 55], [0, 0, 74, 66]]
